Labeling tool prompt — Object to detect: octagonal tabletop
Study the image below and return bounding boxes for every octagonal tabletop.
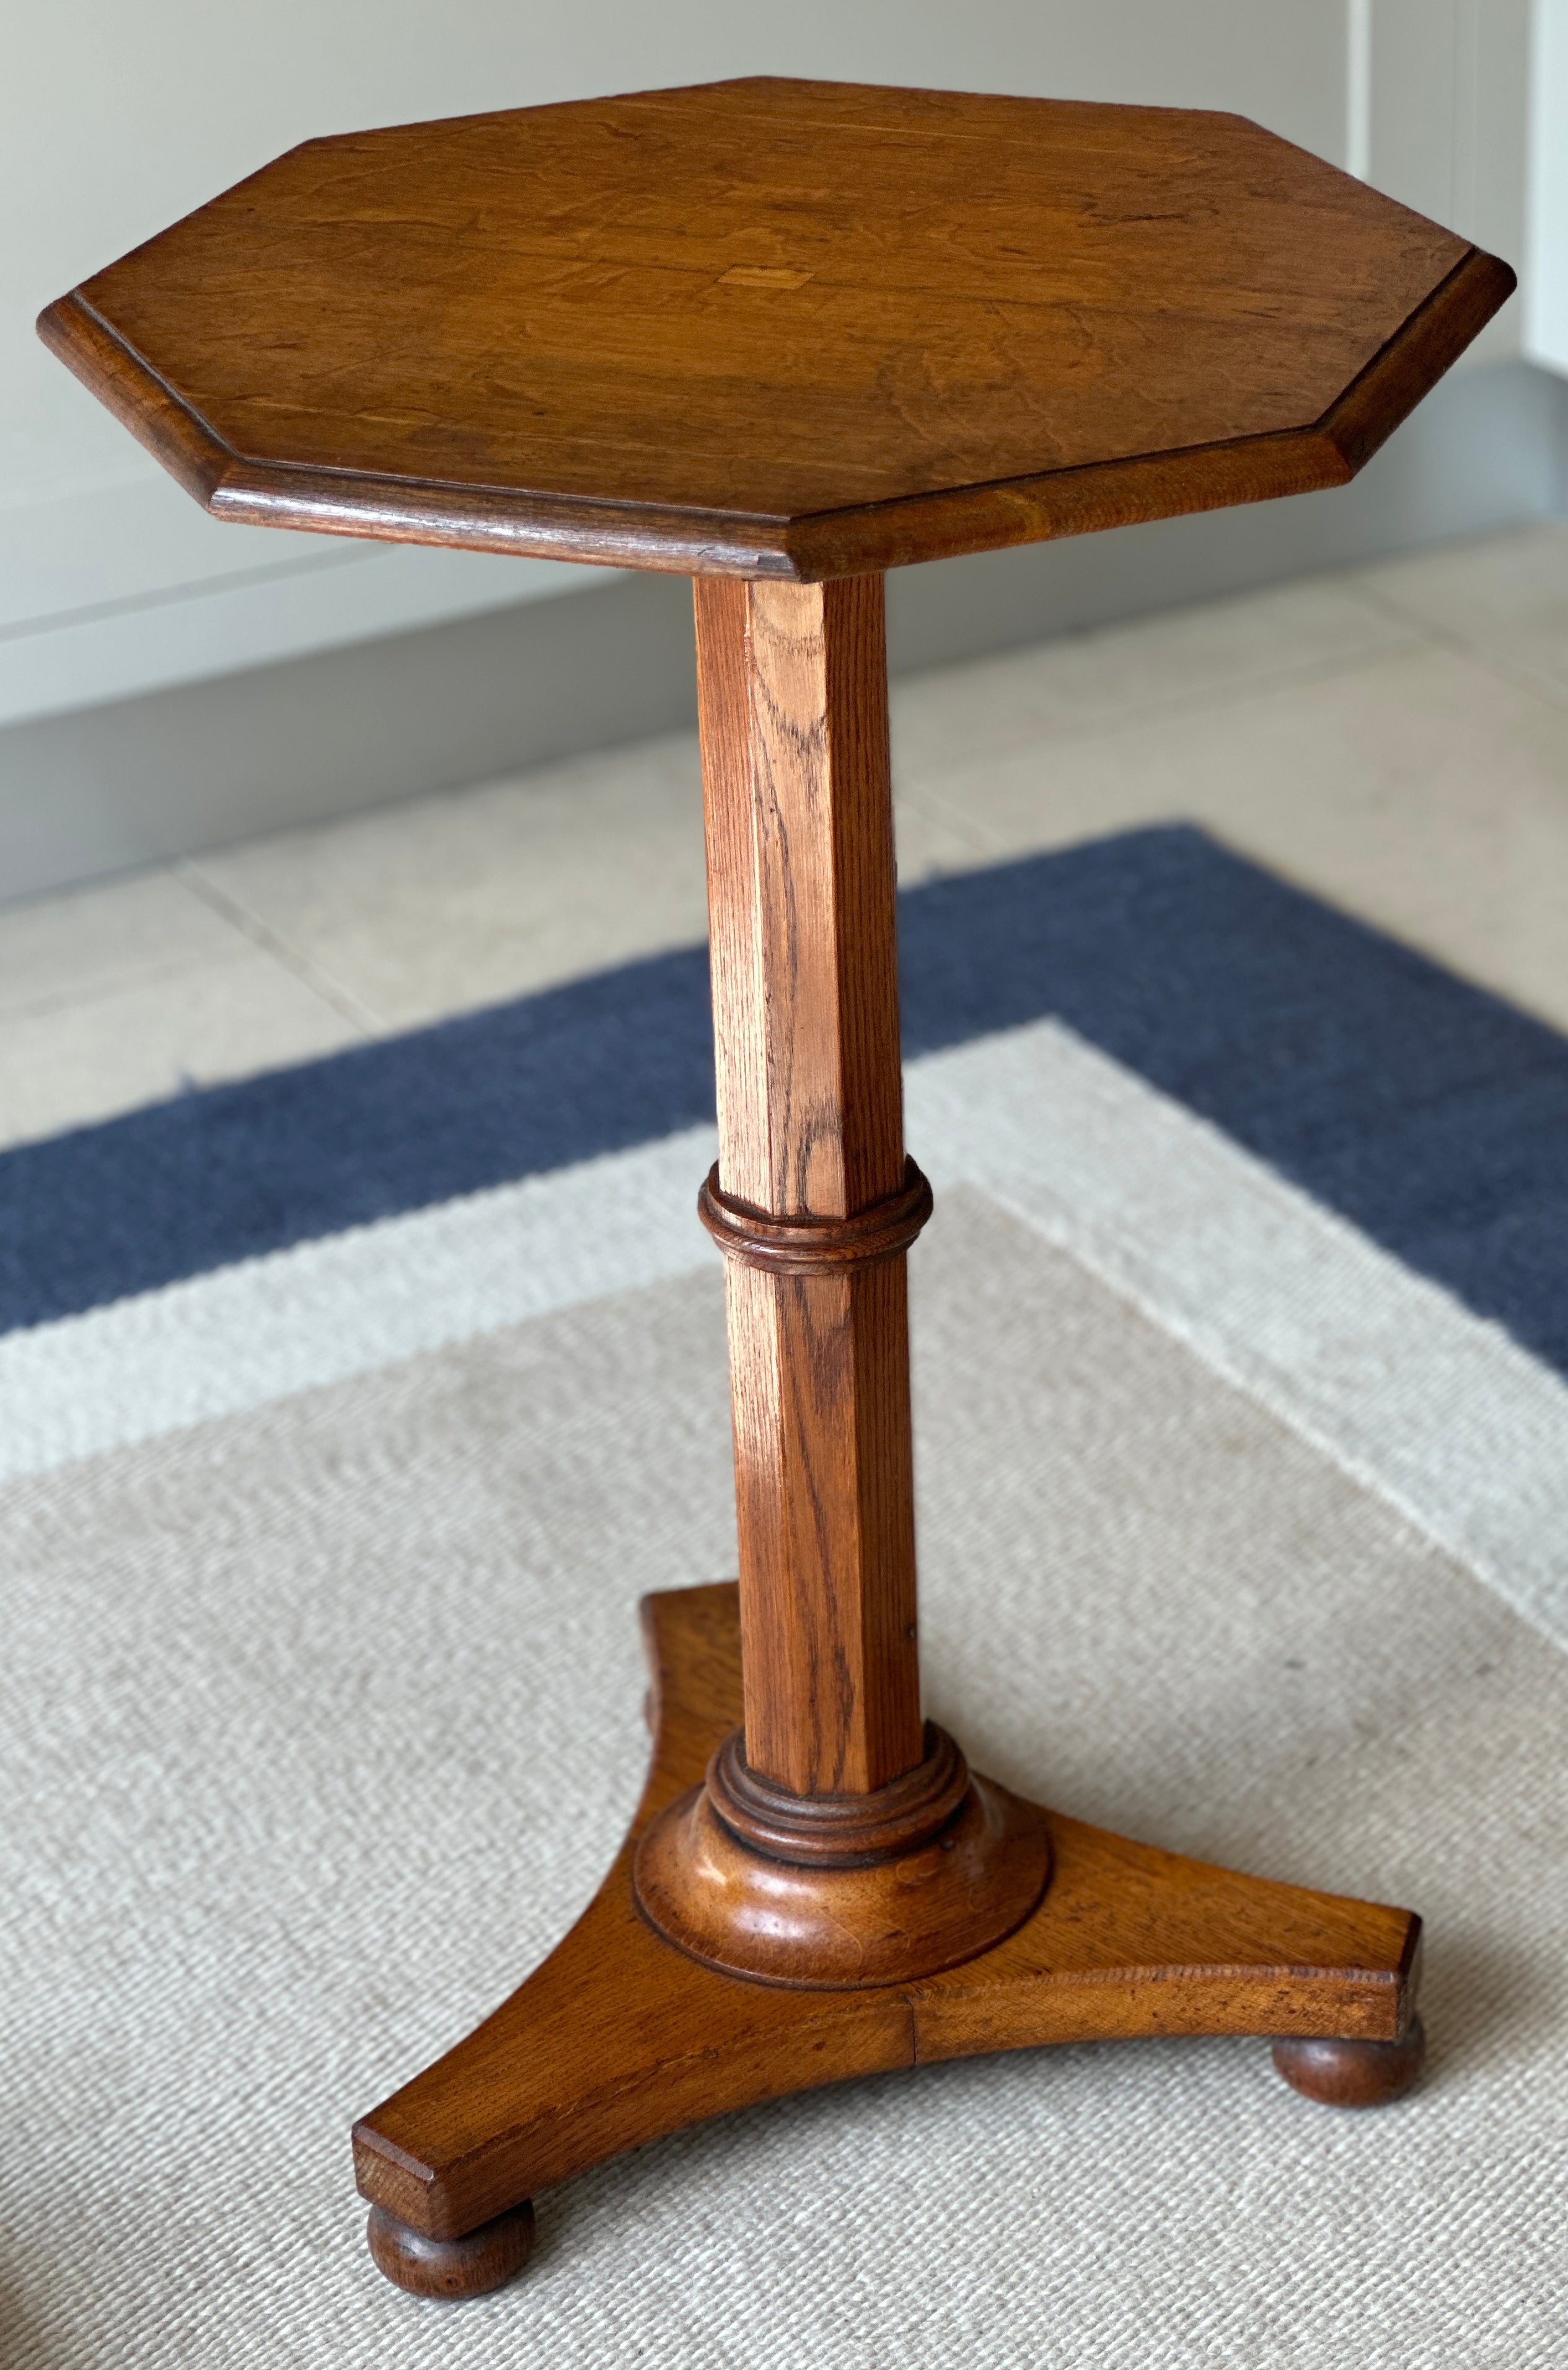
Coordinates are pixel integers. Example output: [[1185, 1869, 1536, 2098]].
[[42, 77, 1512, 580]]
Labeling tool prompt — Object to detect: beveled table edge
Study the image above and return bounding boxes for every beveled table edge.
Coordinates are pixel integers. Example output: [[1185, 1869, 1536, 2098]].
[[37, 245, 1513, 583]]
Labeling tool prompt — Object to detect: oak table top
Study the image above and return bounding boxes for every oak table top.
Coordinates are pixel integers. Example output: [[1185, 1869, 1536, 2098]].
[[40, 76, 1513, 581]]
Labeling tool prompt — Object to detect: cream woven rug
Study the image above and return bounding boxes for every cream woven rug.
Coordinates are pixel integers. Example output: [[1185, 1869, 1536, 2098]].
[[2, 1187, 1563, 2369]]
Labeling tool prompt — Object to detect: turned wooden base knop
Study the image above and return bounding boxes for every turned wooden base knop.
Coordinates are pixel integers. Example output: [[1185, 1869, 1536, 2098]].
[[634, 1719, 1052, 1988]]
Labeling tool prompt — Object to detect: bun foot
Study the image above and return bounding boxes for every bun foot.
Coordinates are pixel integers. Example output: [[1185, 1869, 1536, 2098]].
[[366, 2200, 535, 2299], [1272, 2015, 1426, 2108]]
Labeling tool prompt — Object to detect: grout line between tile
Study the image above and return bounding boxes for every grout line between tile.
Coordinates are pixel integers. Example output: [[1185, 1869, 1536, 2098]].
[[889, 606, 1441, 794], [177, 863, 383, 1036], [1346, 578, 1568, 725], [0, 945, 252, 1030]]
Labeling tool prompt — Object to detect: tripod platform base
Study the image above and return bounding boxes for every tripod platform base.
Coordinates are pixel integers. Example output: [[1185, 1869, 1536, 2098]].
[[353, 1583, 1422, 2296]]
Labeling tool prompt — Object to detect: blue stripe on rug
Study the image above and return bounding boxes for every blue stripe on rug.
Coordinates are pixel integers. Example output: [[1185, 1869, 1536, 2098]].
[[5, 824, 1568, 1371]]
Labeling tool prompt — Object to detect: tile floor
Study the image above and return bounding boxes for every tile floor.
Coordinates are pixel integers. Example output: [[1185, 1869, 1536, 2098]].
[[2, 521, 1566, 1154]]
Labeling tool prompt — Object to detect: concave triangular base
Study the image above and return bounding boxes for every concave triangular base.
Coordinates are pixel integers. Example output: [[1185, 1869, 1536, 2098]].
[[353, 1583, 1422, 2294]]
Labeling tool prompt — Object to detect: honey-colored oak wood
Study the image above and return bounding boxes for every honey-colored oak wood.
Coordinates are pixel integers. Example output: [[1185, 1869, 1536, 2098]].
[[37, 79, 1513, 581], [39, 79, 1479, 2302], [693, 575, 925, 1800], [635, 1717, 1052, 1988], [1272, 2018, 1427, 2108], [364, 2201, 535, 2301], [696, 577, 904, 1223], [637, 573, 1050, 1981], [354, 1582, 1421, 2284]]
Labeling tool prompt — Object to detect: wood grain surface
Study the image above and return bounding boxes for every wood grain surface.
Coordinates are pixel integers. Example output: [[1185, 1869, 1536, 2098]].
[[696, 577, 902, 1221], [695, 575, 922, 1795], [38, 77, 1514, 579], [634, 1739, 1052, 1989], [353, 1583, 1422, 2247]]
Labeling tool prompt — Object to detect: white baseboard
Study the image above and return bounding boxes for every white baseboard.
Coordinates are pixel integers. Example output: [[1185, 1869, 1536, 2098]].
[[2, 359, 1564, 909], [0, 472, 604, 730]]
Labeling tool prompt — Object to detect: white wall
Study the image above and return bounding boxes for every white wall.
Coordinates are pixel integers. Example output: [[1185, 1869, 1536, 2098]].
[[2, 0, 1536, 734], [1364, 0, 1532, 284], [1530, 0, 1568, 373]]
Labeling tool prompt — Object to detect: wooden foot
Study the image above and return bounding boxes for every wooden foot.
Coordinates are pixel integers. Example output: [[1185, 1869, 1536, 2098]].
[[353, 1583, 1422, 2281], [1272, 2015, 1427, 2108], [365, 2200, 535, 2299]]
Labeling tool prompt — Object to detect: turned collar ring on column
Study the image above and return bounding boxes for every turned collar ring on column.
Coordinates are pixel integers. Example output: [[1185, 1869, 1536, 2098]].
[[706, 1721, 971, 1867], [697, 1157, 933, 1275]]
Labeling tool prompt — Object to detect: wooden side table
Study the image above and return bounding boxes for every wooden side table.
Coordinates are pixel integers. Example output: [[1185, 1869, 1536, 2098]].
[[43, 77, 1513, 2302]]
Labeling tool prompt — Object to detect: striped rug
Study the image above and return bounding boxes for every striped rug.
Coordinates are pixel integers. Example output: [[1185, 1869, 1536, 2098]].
[[2, 826, 1564, 2369]]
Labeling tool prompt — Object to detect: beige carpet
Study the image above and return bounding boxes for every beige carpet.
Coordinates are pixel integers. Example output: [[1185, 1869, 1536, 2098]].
[[2, 1188, 1563, 2368]]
